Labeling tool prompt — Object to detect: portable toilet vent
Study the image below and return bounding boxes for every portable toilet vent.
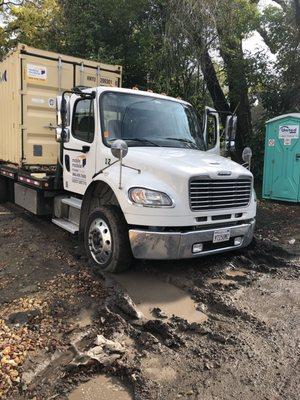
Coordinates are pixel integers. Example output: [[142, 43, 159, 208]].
[[263, 113, 300, 202]]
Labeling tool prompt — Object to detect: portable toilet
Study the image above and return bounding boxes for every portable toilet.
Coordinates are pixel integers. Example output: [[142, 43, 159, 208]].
[[263, 113, 300, 202]]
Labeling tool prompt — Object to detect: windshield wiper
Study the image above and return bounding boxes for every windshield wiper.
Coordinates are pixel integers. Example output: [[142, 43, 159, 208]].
[[165, 138, 198, 149], [122, 137, 161, 147]]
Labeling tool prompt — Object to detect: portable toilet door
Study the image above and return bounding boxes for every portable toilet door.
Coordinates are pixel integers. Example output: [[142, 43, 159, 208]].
[[263, 113, 300, 202]]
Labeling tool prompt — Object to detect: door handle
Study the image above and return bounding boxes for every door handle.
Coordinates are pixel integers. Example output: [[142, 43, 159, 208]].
[[296, 153, 300, 160], [82, 146, 90, 153], [65, 155, 70, 171]]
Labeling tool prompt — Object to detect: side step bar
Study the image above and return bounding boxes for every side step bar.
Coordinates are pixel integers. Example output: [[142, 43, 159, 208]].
[[52, 218, 79, 234], [61, 197, 82, 209], [52, 196, 82, 234]]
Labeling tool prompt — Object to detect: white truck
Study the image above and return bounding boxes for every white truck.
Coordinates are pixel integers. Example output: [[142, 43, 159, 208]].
[[0, 46, 256, 273]]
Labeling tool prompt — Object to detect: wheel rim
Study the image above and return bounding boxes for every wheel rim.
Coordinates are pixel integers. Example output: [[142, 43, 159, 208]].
[[88, 217, 112, 265]]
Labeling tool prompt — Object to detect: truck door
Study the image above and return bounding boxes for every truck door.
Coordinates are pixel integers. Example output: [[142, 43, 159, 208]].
[[63, 96, 97, 195]]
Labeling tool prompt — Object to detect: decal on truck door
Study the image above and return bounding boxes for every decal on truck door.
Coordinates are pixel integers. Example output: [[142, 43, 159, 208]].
[[27, 64, 47, 82], [71, 155, 87, 185]]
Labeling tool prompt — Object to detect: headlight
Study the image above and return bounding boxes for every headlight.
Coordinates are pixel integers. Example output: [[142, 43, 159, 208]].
[[128, 188, 174, 207]]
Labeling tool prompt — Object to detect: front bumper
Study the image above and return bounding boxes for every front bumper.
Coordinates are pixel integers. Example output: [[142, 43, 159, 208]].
[[129, 219, 255, 260]]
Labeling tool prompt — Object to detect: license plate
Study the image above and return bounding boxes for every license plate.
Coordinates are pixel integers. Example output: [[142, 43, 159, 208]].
[[213, 229, 230, 243]]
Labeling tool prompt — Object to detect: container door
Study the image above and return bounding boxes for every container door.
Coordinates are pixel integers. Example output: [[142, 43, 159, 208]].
[[75, 64, 120, 88], [21, 55, 73, 165], [264, 117, 300, 202]]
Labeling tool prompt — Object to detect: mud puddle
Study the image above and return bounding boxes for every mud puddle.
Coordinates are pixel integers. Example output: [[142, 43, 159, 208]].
[[68, 375, 133, 400], [112, 271, 207, 323]]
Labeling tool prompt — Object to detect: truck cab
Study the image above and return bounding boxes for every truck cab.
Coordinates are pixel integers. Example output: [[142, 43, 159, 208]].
[[53, 86, 256, 272]]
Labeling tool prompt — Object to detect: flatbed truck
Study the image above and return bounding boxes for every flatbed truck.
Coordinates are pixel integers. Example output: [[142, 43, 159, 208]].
[[0, 45, 256, 272]]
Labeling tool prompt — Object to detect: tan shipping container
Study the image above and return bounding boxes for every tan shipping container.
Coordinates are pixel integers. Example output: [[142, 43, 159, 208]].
[[0, 44, 122, 167]]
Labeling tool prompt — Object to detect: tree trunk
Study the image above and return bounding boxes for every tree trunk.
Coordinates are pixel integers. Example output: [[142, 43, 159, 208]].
[[219, 38, 253, 160], [200, 46, 230, 126]]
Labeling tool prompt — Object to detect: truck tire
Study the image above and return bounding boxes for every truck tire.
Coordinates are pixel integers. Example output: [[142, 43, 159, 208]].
[[0, 176, 8, 203], [84, 206, 133, 273]]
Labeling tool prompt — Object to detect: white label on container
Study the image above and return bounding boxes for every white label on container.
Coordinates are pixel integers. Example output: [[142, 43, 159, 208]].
[[27, 64, 47, 82], [31, 98, 45, 104], [284, 138, 291, 146], [279, 125, 299, 140]]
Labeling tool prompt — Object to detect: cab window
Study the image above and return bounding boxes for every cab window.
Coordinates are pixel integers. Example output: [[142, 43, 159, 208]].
[[72, 99, 95, 143]]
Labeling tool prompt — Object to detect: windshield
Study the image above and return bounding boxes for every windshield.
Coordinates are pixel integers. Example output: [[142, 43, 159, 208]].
[[100, 92, 206, 150]]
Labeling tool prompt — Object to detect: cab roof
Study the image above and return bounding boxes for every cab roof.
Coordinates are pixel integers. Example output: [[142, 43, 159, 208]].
[[92, 86, 190, 106]]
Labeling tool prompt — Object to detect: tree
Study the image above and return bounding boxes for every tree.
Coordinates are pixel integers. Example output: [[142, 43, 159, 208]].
[[165, 0, 259, 158], [2, 0, 61, 53], [257, 0, 300, 114]]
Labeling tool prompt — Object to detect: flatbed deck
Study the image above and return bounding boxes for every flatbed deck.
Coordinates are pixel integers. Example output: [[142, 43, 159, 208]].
[[0, 163, 57, 190]]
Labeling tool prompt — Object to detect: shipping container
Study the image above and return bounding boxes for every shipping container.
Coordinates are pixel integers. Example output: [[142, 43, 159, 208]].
[[0, 44, 122, 167], [263, 113, 300, 202]]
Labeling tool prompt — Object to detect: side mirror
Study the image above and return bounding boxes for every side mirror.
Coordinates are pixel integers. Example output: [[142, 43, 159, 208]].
[[56, 95, 70, 127], [225, 115, 237, 152], [242, 147, 252, 166], [55, 127, 70, 143], [111, 139, 128, 159]]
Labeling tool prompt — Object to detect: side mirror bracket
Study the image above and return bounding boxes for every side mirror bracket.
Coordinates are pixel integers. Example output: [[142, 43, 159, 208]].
[[92, 139, 141, 188]]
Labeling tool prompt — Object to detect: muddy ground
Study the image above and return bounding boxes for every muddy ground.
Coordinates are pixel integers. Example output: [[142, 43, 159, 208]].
[[0, 200, 299, 400]]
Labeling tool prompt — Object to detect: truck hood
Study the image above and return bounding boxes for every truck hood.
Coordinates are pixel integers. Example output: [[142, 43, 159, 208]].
[[125, 147, 252, 179]]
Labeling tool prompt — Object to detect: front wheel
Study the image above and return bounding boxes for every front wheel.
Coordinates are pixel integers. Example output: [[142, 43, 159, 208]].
[[84, 206, 133, 273]]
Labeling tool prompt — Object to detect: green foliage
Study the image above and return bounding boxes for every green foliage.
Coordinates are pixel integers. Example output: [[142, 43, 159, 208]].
[[0, 0, 61, 56], [257, 2, 300, 116]]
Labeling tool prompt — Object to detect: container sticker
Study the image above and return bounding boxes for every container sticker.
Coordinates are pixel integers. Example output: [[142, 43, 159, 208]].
[[284, 138, 291, 146], [31, 98, 45, 104], [268, 139, 275, 147], [71, 155, 87, 185], [27, 64, 47, 82], [278, 125, 299, 140], [48, 98, 56, 108]]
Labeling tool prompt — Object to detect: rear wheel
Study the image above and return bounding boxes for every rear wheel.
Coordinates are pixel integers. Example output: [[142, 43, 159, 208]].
[[0, 176, 8, 203], [84, 206, 132, 273]]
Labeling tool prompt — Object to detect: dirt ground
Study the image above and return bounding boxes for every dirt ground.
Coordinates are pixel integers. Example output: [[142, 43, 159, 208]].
[[0, 200, 299, 400]]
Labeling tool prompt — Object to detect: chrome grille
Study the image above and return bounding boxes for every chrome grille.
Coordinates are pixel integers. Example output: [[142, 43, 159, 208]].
[[189, 177, 252, 211]]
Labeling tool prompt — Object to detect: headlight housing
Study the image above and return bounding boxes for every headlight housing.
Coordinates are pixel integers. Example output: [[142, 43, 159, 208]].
[[128, 187, 174, 207]]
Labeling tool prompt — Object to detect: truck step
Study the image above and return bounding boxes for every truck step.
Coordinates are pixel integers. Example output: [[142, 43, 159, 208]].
[[61, 197, 82, 210], [52, 218, 79, 234]]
